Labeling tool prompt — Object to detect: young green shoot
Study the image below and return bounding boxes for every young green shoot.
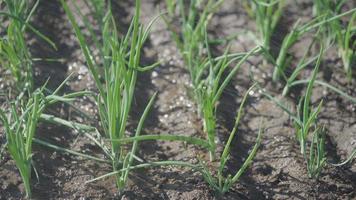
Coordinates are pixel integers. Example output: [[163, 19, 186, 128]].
[[0, 0, 55, 92], [0, 0, 38, 92], [294, 46, 326, 178], [0, 93, 41, 198], [200, 84, 263, 195], [0, 76, 84, 198], [197, 33, 260, 160], [164, 0, 262, 160], [270, 7, 356, 81], [262, 47, 327, 178], [61, 0, 162, 192], [86, 84, 263, 196], [244, 0, 285, 53], [313, 0, 355, 81], [307, 126, 326, 178]]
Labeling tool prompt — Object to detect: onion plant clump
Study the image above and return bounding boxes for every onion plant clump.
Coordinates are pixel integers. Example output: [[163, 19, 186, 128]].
[[163, 1, 263, 193], [0, 0, 55, 92], [277, 32, 356, 103], [199, 84, 263, 195], [336, 12, 356, 81], [197, 32, 260, 160], [264, 45, 355, 177], [60, 0, 170, 192], [294, 47, 326, 178], [264, 48, 327, 178], [313, 0, 356, 81], [0, 77, 85, 198], [86, 84, 263, 196], [164, 0, 254, 160], [269, 7, 356, 82], [0, 92, 42, 199], [0, 0, 37, 92], [243, 0, 285, 53], [312, 0, 345, 46]]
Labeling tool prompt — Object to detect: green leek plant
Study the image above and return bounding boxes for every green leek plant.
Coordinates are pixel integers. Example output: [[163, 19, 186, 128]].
[[313, 0, 355, 81], [0, 93, 41, 198], [164, 0, 260, 160], [263, 47, 327, 178], [0, 0, 55, 92], [0, 76, 86, 198], [280, 35, 356, 102], [244, 0, 285, 53], [199, 84, 263, 195], [0, 0, 37, 92], [61, 0, 166, 192], [270, 8, 356, 82], [197, 31, 260, 160], [337, 12, 356, 81], [294, 47, 325, 178], [85, 84, 262, 195], [306, 125, 326, 178]]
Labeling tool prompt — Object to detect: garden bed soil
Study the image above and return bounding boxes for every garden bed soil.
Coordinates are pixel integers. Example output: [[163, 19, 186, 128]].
[[0, 0, 355, 199]]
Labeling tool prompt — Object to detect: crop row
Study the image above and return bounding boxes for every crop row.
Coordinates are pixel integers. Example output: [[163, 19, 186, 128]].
[[0, 0, 355, 198]]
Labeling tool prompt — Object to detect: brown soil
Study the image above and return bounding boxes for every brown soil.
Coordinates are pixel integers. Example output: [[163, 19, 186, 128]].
[[0, 0, 355, 199]]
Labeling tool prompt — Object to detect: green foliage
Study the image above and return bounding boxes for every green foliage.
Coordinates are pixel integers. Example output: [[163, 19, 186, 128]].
[[61, 0, 161, 192], [294, 47, 325, 178], [0, 76, 84, 198], [199, 84, 263, 195], [0, 0, 38, 91], [164, 0, 223, 159], [164, 0, 225, 86], [269, 7, 356, 81], [3, 0, 355, 197], [197, 36, 260, 160], [85, 85, 263, 196], [313, 0, 355, 81], [263, 47, 327, 178], [244, 0, 285, 52], [0, 92, 41, 198], [307, 126, 326, 178], [0, 0, 56, 93], [164, 0, 261, 161]]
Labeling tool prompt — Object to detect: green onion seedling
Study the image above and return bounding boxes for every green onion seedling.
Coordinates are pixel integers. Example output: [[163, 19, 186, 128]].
[[61, 0, 163, 192], [270, 7, 356, 82], [164, 0, 261, 160], [199, 84, 263, 195], [294, 46, 326, 178], [85, 84, 263, 196], [197, 30, 260, 160], [306, 125, 326, 178], [262, 47, 327, 178], [332, 12, 356, 82], [0, 76, 85, 198], [0, 0, 56, 92], [0, 93, 41, 198], [244, 0, 285, 53], [313, 0, 355, 81]]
